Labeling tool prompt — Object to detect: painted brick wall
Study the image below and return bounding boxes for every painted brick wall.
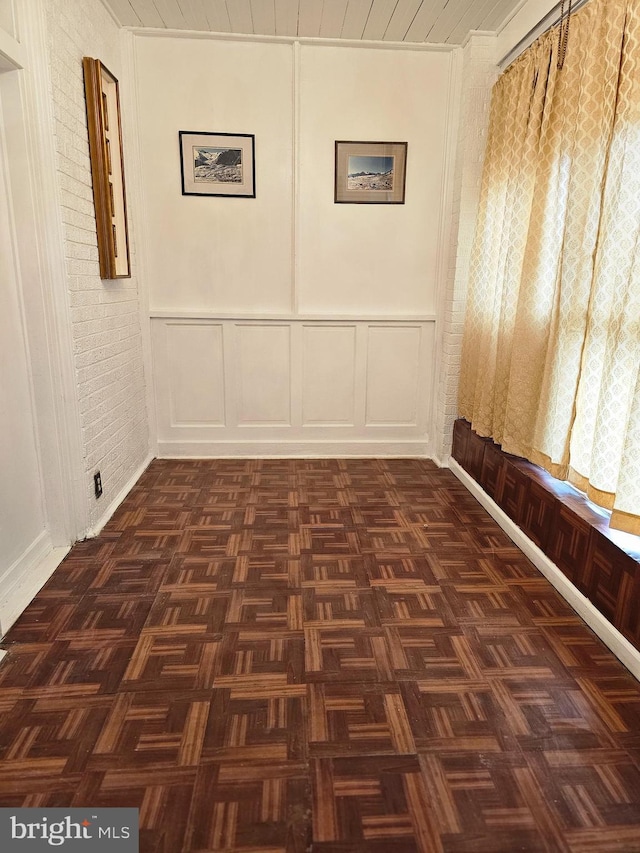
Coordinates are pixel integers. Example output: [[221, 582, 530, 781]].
[[44, 0, 148, 531], [435, 33, 498, 463]]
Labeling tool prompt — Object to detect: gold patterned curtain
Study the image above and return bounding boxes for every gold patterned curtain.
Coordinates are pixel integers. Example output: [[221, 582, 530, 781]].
[[459, 0, 640, 535]]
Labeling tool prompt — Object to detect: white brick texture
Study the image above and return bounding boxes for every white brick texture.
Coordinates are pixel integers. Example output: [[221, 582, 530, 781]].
[[44, 0, 148, 530], [435, 34, 498, 462]]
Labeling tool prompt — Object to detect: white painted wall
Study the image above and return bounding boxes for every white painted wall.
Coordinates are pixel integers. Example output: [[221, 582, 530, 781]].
[[44, 0, 149, 529], [297, 45, 450, 316], [135, 35, 456, 457], [0, 3, 80, 636], [135, 36, 294, 314], [0, 103, 47, 600]]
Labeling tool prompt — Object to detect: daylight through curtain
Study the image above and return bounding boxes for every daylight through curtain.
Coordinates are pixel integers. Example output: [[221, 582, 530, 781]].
[[458, 0, 640, 534]]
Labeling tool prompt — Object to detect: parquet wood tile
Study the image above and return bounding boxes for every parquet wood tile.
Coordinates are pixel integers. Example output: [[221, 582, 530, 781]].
[[301, 555, 369, 589], [233, 556, 299, 589], [200, 687, 307, 761], [159, 556, 236, 592], [541, 625, 628, 674], [510, 579, 584, 625], [88, 558, 169, 596], [420, 751, 561, 852], [3, 600, 78, 643], [374, 584, 456, 629], [56, 593, 156, 642], [185, 760, 310, 853], [0, 639, 138, 693], [441, 582, 519, 622], [223, 589, 304, 631], [366, 555, 438, 587], [35, 555, 102, 597], [308, 682, 415, 757], [217, 630, 305, 685], [2, 458, 640, 851], [303, 588, 379, 628], [311, 755, 438, 852], [383, 627, 479, 682], [120, 634, 221, 692], [143, 589, 230, 635], [407, 685, 517, 755], [357, 528, 431, 556], [304, 627, 394, 683]]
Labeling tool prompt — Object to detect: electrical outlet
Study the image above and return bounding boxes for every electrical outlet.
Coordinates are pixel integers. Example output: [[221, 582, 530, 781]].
[[94, 471, 103, 499]]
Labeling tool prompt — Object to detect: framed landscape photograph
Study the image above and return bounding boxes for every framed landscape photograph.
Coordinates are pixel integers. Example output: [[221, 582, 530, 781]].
[[335, 140, 407, 204], [179, 131, 255, 198]]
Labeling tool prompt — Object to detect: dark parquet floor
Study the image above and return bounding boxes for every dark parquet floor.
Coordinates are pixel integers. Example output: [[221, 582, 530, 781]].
[[1, 458, 640, 852]]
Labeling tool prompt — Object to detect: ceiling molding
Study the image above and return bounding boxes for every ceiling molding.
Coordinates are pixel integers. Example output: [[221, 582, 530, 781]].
[[126, 26, 458, 52]]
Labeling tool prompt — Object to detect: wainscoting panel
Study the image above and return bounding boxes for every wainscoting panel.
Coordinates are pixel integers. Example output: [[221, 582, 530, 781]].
[[236, 324, 292, 425], [165, 322, 225, 426], [365, 325, 422, 426], [302, 325, 357, 426], [151, 316, 435, 456]]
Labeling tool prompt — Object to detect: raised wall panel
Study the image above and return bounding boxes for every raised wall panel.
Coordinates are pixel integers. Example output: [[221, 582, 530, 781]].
[[365, 326, 421, 426], [237, 324, 291, 425], [480, 439, 504, 500], [167, 323, 225, 425], [302, 325, 356, 425], [587, 535, 636, 627], [463, 427, 489, 483], [519, 480, 557, 553], [549, 505, 592, 587], [495, 457, 526, 521]]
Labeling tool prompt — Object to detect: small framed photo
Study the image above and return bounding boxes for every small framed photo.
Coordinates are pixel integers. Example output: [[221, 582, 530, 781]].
[[179, 131, 255, 198], [335, 140, 407, 204]]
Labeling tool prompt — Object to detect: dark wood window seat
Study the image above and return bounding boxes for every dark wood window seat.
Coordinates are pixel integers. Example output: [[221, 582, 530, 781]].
[[452, 418, 640, 652]]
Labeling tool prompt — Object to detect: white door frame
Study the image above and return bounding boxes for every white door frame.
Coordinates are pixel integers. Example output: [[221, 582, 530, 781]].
[[0, 0, 88, 546]]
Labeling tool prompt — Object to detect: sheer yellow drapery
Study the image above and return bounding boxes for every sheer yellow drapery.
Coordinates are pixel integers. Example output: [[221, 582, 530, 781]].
[[458, 0, 640, 535]]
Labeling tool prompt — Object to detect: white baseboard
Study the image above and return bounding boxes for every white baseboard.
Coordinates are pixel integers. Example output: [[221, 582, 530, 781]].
[[86, 453, 154, 538], [0, 454, 154, 639], [157, 440, 431, 458], [0, 533, 70, 638], [432, 453, 450, 468], [449, 459, 640, 681]]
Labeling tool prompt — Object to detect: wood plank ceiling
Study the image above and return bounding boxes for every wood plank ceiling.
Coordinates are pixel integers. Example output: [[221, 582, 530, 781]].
[[104, 0, 525, 45]]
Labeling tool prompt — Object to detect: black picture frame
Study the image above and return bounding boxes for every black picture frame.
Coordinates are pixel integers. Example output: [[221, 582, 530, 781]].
[[179, 131, 256, 198]]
